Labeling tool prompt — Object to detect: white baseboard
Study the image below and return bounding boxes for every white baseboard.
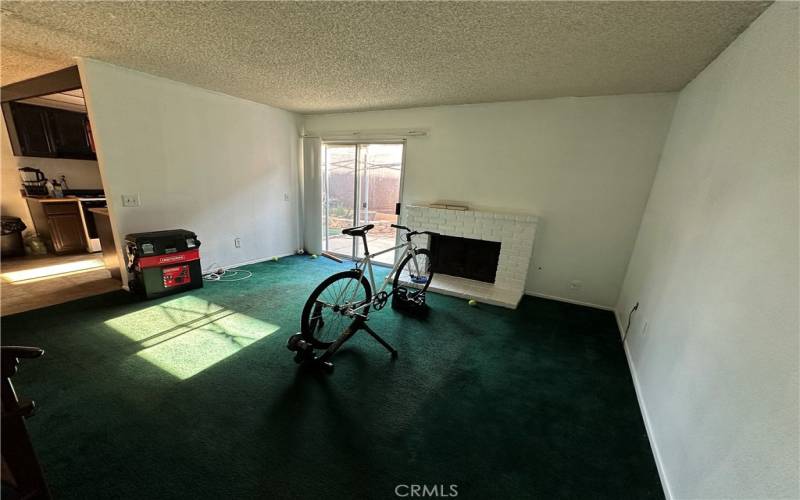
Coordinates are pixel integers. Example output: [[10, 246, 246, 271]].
[[524, 290, 614, 311], [614, 310, 674, 500], [203, 252, 297, 273]]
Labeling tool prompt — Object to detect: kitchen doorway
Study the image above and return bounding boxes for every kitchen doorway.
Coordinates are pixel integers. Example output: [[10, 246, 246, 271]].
[[1, 67, 121, 316], [322, 142, 405, 265]]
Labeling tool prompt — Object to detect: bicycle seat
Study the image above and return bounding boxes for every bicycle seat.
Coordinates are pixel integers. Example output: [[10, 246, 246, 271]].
[[341, 224, 374, 237]]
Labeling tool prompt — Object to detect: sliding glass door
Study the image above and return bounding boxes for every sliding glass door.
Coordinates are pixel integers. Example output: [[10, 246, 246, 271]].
[[322, 144, 357, 258], [322, 142, 405, 265]]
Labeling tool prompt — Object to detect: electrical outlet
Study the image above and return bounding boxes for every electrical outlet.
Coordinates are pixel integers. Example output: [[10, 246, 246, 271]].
[[234, 237, 241, 248], [284, 193, 290, 201], [121, 193, 140, 207], [569, 280, 583, 290], [642, 321, 649, 337]]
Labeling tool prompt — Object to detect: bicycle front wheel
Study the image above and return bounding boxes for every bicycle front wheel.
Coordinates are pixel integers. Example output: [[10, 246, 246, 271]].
[[393, 248, 434, 300], [300, 270, 372, 348]]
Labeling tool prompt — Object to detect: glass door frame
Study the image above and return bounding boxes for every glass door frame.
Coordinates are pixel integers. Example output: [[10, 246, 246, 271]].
[[322, 140, 407, 267]]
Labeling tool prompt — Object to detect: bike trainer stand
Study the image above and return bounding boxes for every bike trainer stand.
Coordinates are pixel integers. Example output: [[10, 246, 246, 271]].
[[287, 318, 397, 374]]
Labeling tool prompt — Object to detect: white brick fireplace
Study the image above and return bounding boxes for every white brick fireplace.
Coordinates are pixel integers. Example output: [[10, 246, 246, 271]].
[[401, 205, 538, 308]]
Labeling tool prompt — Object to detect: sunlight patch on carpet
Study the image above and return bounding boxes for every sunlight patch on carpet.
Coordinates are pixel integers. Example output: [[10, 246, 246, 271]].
[[105, 295, 279, 379]]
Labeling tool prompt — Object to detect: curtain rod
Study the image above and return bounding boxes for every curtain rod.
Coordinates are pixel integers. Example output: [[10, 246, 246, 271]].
[[301, 128, 429, 139]]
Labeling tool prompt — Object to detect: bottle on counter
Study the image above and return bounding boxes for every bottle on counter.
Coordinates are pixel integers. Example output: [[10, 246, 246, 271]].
[[45, 179, 55, 197], [52, 179, 64, 198]]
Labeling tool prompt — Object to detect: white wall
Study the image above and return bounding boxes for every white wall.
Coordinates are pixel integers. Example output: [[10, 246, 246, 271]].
[[1, 117, 102, 235], [78, 59, 302, 275], [305, 93, 676, 307], [616, 3, 799, 498]]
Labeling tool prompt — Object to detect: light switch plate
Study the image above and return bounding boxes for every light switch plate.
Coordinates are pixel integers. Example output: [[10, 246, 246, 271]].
[[121, 193, 140, 207]]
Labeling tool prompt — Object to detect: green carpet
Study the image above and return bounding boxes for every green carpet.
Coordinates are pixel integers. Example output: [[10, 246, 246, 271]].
[[1, 256, 662, 499]]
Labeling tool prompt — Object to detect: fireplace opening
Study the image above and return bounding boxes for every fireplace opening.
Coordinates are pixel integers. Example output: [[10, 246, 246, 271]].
[[430, 235, 501, 283]]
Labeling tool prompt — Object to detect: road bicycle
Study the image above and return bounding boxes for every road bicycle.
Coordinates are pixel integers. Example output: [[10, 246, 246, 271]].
[[288, 223, 437, 372]]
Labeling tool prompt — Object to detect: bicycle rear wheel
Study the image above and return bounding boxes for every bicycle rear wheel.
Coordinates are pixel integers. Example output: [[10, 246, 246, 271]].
[[300, 270, 372, 348], [392, 248, 434, 299]]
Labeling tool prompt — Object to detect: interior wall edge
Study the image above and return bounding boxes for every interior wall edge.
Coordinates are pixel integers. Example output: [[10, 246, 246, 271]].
[[610, 100, 680, 310], [75, 56, 127, 277]]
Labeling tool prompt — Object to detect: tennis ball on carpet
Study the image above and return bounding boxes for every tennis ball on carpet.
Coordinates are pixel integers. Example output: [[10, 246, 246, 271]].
[[468, 299, 477, 307], [311, 254, 318, 259], [272, 257, 279, 262]]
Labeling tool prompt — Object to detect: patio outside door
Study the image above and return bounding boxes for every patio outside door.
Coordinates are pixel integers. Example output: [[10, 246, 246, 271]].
[[322, 142, 405, 265]]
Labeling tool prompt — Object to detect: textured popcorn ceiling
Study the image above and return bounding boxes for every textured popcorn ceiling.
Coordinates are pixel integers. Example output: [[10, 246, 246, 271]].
[[0, 1, 770, 114]]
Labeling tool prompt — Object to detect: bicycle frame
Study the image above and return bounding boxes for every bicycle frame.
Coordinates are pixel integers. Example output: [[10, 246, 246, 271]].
[[335, 235, 424, 315]]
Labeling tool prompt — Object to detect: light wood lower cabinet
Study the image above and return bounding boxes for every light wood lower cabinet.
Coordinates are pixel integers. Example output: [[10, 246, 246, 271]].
[[48, 212, 86, 253], [26, 199, 87, 254]]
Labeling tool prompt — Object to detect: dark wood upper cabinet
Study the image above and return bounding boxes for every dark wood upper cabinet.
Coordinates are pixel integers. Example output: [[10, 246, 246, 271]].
[[9, 103, 57, 158], [6, 102, 96, 160], [49, 108, 93, 158]]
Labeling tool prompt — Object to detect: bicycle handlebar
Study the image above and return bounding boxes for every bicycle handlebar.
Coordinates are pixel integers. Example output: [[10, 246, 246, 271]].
[[390, 224, 438, 240]]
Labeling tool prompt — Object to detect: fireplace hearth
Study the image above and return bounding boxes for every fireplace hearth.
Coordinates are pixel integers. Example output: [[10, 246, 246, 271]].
[[400, 205, 538, 308], [431, 235, 501, 283]]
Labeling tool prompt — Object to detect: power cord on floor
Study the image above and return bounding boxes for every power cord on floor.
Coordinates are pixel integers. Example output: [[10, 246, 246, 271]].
[[622, 302, 639, 343], [202, 263, 253, 282]]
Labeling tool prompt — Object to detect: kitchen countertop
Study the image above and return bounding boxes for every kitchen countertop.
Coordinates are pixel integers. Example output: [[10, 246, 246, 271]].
[[24, 196, 106, 203], [88, 207, 109, 216]]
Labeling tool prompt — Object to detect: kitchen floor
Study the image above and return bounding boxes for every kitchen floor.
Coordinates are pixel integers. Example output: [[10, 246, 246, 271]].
[[1, 253, 121, 316]]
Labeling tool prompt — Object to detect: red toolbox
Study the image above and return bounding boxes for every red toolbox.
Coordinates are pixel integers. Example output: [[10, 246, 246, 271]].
[[125, 229, 202, 299]]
